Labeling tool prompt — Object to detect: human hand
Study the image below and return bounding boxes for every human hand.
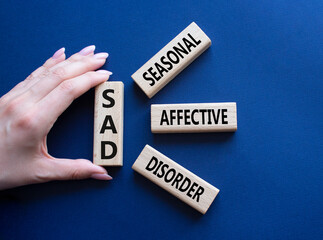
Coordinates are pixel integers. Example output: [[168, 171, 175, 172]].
[[0, 45, 113, 190]]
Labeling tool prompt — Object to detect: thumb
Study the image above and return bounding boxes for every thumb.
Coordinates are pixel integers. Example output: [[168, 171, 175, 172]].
[[41, 158, 112, 181]]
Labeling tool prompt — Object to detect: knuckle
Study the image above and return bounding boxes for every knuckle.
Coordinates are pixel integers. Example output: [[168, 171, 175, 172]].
[[68, 159, 89, 180], [0, 95, 9, 107], [27, 85, 37, 97], [39, 68, 51, 78], [38, 65, 47, 72], [13, 112, 38, 131], [16, 81, 27, 89], [26, 72, 35, 82], [69, 168, 82, 180], [59, 80, 75, 94], [4, 98, 22, 114], [33, 161, 51, 183], [27, 66, 46, 81], [52, 67, 66, 79]]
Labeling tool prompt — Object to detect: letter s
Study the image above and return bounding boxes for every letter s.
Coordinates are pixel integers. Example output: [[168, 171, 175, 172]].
[[143, 72, 155, 86], [102, 89, 115, 108]]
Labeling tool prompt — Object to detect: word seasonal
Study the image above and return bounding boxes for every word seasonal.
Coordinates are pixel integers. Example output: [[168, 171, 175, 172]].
[[151, 102, 237, 133], [132, 22, 211, 98], [93, 82, 124, 166], [132, 145, 219, 214]]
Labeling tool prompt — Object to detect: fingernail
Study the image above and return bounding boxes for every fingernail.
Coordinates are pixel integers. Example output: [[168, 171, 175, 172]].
[[97, 70, 113, 75], [92, 164, 107, 174], [52, 47, 65, 59], [91, 173, 113, 180], [93, 52, 109, 59], [79, 45, 96, 56]]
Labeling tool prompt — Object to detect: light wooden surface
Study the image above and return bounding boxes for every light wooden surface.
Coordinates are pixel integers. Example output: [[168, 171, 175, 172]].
[[132, 145, 220, 214], [132, 22, 211, 98], [151, 102, 237, 133], [93, 82, 124, 166]]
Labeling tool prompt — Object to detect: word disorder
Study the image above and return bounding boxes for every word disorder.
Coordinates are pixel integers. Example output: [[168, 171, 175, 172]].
[[151, 103, 237, 133], [93, 82, 124, 166], [132, 145, 220, 214], [132, 22, 211, 98]]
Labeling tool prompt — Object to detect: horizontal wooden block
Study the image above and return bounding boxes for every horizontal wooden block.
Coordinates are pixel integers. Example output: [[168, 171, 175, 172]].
[[93, 81, 124, 166], [151, 102, 237, 133], [132, 145, 219, 214], [132, 22, 211, 98]]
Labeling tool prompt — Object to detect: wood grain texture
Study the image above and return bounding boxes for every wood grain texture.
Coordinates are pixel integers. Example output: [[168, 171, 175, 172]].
[[132, 145, 219, 214], [151, 102, 237, 133], [132, 22, 211, 98], [93, 82, 124, 166]]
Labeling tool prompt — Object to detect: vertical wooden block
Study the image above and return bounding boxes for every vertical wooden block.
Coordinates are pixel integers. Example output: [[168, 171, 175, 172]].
[[132, 145, 219, 214], [151, 102, 237, 133], [93, 81, 124, 166], [132, 22, 211, 98]]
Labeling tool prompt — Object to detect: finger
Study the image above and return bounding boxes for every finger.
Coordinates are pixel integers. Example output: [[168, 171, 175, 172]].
[[20, 46, 95, 101], [36, 70, 112, 132], [44, 45, 95, 73], [47, 45, 96, 75], [25, 47, 66, 85], [5, 45, 95, 104], [0, 48, 66, 104], [44, 47, 67, 68], [35, 158, 112, 182], [30, 52, 108, 103], [49, 51, 108, 81]]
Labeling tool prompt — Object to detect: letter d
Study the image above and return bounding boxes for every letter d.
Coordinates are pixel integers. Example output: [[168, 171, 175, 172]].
[[145, 156, 159, 171], [179, 177, 191, 192], [101, 141, 117, 159]]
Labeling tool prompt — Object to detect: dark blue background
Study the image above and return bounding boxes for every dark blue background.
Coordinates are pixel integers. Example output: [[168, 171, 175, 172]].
[[0, 0, 322, 239]]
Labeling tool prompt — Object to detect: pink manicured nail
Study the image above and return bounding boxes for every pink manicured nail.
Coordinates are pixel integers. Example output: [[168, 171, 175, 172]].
[[93, 52, 109, 59], [79, 45, 96, 56], [52, 47, 65, 59], [97, 70, 113, 75], [91, 173, 113, 180], [92, 164, 107, 173]]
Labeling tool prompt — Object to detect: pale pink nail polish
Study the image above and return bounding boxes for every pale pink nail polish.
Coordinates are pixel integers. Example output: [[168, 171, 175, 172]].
[[97, 70, 113, 75], [91, 173, 113, 180], [79, 45, 96, 56], [52, 47, 65, 59], [93, 52, 109, 59]]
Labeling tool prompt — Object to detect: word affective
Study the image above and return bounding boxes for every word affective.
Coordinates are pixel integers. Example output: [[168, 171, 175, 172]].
[[151, 102, 237, 133]]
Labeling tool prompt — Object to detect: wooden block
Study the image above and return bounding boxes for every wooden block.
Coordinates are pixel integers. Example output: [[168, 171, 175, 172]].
[[151, 102, 237, 133], [132, 145, 219, 214], [132, 22, 211, 98], [93, 81, 124, 166]]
